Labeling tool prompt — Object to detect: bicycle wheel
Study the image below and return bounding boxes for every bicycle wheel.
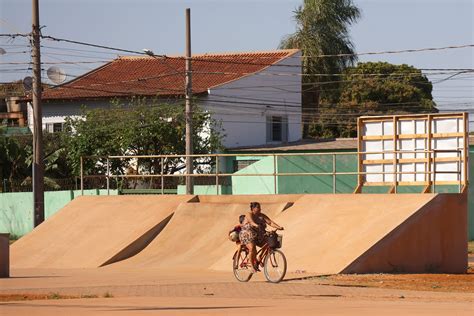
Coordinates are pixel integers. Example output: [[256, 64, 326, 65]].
[[263, 249, 287, 283], [233, 248, 253, 282]]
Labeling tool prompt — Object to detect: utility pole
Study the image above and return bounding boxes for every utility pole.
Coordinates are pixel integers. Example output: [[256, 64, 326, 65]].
[[185, 8, 193, 194], [32, 0, 44, 226]]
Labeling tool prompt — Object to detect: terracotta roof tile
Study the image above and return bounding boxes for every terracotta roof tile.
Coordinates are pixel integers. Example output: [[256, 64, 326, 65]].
[[41, 50, 300, 100]]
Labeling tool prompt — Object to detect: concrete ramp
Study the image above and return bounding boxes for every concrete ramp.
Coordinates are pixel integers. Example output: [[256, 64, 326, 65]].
[[210, 193, 466, 274], [12, 193, 467, 274], [341, 192, 467, 274], [261, 194, 465, 274], [11, 195, 194, 269], [112, 201, 290, 269]]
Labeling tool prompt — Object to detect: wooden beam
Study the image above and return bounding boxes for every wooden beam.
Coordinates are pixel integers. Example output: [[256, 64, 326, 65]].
[[359, 112, 463, 121], [426, 114, 433, 189], [356, 117, 363, 194], [353, 183, 362, 194], [362, 132, 464, 141], [363, 180, 460, 186], [392, 116, 398, 193], [363, 156, 461, 165], [422, 184, 431, 193], [463, 112, 469, 186]]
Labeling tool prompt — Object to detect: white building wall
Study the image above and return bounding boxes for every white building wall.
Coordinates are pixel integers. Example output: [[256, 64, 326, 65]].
[[31, 51, 303, 149], [27, 100, 111, 132], [202, 51, 302, 148]]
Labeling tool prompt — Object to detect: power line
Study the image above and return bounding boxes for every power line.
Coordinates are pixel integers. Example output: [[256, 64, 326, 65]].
[[4, 32, 474, 68], [41, 35, 157, 57], [0, 60, 110, 65]]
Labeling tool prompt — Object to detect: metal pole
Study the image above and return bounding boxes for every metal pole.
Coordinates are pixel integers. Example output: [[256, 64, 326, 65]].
[[32, 0, 44, 227], [80, 156, 84, 195], [106, 158, 110, 195], [273, 154, 277, 194], [457, 150, 461, 193], [185, 8, 193, 195], [216, 155, 219, 195], [161, 157, 164, 195], [433, 151, 436, 194], [332, 154, 336, 194]]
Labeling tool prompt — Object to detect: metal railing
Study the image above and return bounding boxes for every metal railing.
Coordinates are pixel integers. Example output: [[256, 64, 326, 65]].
[[79, 149, 464, 195]]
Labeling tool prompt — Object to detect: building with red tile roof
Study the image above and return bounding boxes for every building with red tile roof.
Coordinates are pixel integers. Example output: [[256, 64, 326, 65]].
[[29, 49, 303, 149], [41, 50, 300, 100]]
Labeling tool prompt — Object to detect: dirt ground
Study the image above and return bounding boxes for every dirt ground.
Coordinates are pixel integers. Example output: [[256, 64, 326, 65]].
[[303, 270, 474, 293], [290, 253, 474, 293], [1, 266, 473, 315]]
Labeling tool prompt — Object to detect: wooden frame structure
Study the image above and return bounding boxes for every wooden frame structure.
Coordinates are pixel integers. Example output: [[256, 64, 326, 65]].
[[356, 112, 469, 193]]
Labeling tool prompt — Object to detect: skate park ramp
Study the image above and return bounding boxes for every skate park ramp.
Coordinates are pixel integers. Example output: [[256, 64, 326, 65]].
[[211, 193, 467, 274], [11, 195, 194, 269], [110, 199, 292, 269]]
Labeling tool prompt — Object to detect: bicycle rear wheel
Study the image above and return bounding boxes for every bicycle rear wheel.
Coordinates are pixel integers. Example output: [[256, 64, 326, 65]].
[[263, 249, 287, 283], [233, 247, 253, 282]]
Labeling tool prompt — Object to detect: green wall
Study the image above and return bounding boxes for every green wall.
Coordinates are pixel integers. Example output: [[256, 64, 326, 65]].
[[231, 156, 276, 194], [0, 189, 117, 237], [177, 185, 232, 195], [277, 154, 358, 194]]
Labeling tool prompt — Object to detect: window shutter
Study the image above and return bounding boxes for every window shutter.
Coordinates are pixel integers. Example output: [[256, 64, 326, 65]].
[[282, 116, 288, 142], [266, 116, 272, 142]]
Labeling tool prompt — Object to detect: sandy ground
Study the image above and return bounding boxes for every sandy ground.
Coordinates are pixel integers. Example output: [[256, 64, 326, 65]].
[[1, 267, 473, 315], [1, 296, 473, 316]]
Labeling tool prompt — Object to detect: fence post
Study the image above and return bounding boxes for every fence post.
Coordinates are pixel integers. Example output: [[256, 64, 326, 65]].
[[457, 150, 461, 193], [273, 154, 277, 194], [216, 155, 219, 195], [80, 156, 84, 196], [106, 158, 110, 196], [433, 151, 437, 194], [161, 157, 164, 195], [332, 154, 336, 194]]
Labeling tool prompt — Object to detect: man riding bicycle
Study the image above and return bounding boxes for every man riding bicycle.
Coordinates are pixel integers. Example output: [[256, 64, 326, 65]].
[[239, 202, 284, 273]]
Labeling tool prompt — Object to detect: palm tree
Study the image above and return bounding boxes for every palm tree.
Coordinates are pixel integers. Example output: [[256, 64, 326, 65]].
[[279, 0, 361, 137]]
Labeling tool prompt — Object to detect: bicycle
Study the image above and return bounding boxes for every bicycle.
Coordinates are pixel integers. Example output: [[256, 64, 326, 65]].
[[232, 229, 287, 283]]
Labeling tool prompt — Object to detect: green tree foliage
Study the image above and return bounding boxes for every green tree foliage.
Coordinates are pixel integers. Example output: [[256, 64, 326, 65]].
[[62, 98, 223, 181], [280, 0, 360, 78], [0, 127, 27, 191], [279, 0, 361, 135], [0, 129, 71, 192], [309, 62, 438, 138]]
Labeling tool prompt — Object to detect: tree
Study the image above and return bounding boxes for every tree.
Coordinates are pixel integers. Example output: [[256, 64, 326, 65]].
[[279, 0, 361, 136], [62, 98, 223, 189], [0, 127, 27, 191], [22, 133, 72, 190], [309, 62, 438, 138], [0, 128, 73, 192]]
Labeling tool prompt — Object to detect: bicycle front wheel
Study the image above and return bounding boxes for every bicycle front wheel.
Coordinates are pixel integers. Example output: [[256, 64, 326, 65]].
[[263, 249, 287, 283], [233, 248, 253, 282]]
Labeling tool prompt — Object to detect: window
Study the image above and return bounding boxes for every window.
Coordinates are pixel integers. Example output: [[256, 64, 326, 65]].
[[266, 116, 288, 143], [272, 116, 282, 141], [44, 122, 64, 133], [53, 123, 63, 133]]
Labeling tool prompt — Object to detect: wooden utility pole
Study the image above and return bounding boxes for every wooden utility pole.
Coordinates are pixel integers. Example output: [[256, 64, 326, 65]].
[[185, 8, 193, 194], [32, 0, 44, 226]]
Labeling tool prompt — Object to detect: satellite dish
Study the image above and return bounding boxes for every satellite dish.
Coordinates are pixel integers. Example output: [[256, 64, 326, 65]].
[[23, 76, 33, 91], [47, 66, 67, 84]]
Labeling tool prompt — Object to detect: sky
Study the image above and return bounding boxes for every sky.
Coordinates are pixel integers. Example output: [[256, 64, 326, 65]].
[[1, 0, 473, 127]]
